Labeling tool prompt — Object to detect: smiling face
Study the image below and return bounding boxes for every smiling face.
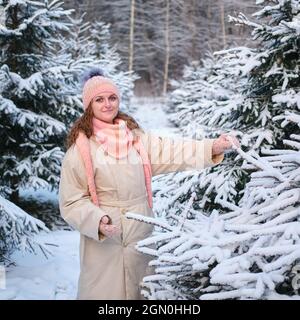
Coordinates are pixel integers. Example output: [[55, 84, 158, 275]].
[[91, 92, 119, 123]]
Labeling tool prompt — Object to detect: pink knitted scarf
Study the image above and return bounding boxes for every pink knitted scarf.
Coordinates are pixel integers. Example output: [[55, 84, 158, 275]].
[[75, 118, 153, 208]]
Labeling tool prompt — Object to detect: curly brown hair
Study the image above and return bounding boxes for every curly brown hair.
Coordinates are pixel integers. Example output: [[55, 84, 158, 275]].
[[66, 103, 142, 149]]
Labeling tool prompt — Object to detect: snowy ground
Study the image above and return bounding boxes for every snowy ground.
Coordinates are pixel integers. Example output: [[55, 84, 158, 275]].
[[130, 96, 179, 136], [0, 97, 176, 300], [0, 231, 80, 300]]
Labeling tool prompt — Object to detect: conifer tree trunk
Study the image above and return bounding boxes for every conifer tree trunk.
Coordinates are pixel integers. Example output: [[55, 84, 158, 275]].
[[163, 0, 170, 96], [129, 0, 135, 73], [191, 0, 197, 58], [207, 1, 212, 49], [219, 0, 226, 49]]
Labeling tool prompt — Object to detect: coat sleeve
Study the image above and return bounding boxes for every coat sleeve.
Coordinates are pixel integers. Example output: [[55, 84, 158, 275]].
[[139, 132, 224, 176], [58, 144, 109, 242]]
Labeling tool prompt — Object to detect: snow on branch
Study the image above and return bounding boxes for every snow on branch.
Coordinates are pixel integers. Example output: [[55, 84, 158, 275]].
[[0, 194, 51, 264], [127, 134, 300, 299]]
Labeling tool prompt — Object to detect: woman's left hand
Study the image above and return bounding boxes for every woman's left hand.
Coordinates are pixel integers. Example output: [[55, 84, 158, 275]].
[[212, 133, 240, 155]]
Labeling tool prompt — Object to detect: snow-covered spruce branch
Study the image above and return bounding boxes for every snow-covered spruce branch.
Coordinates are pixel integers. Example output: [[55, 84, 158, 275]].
[[0, 95, 66, 133], [0, 195, 52, 263], [125, 212, 174, 232], [228, 13, 262, 30], [227, 136, 286, 182], [125, 131, 300, 299]]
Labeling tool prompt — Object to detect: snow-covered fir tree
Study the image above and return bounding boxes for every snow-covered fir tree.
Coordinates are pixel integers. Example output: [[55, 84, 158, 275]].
[[167, 49, 253, 138], [0, 1, 137, 202], [228, 0, 299, 146], [127, 116, 300, 299], [0, 0, 77, 202], [127, 0, 300, 299], [157, 48, 256, 215], [153, 0, 300, 215]]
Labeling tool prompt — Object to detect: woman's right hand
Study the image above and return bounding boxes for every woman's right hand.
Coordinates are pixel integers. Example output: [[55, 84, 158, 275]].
[[99, 215, 120, 238]]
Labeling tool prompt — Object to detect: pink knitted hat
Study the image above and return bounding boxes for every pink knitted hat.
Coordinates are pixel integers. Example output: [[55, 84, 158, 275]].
[[82, 68, 120, 110]]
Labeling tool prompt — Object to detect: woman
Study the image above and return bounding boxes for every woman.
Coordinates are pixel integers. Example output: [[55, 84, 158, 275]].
[[58, 68, 240, 300]]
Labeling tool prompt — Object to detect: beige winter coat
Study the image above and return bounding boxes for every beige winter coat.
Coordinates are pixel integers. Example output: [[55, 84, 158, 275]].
[[58, 130, 224, 300]]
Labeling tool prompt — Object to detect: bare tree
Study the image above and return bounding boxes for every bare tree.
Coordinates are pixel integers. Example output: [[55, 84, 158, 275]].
[[219, 0, 226, 49], [129, 0, 135, 73], [163, 0, 170, 95], [63, 0, 257, 95]]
